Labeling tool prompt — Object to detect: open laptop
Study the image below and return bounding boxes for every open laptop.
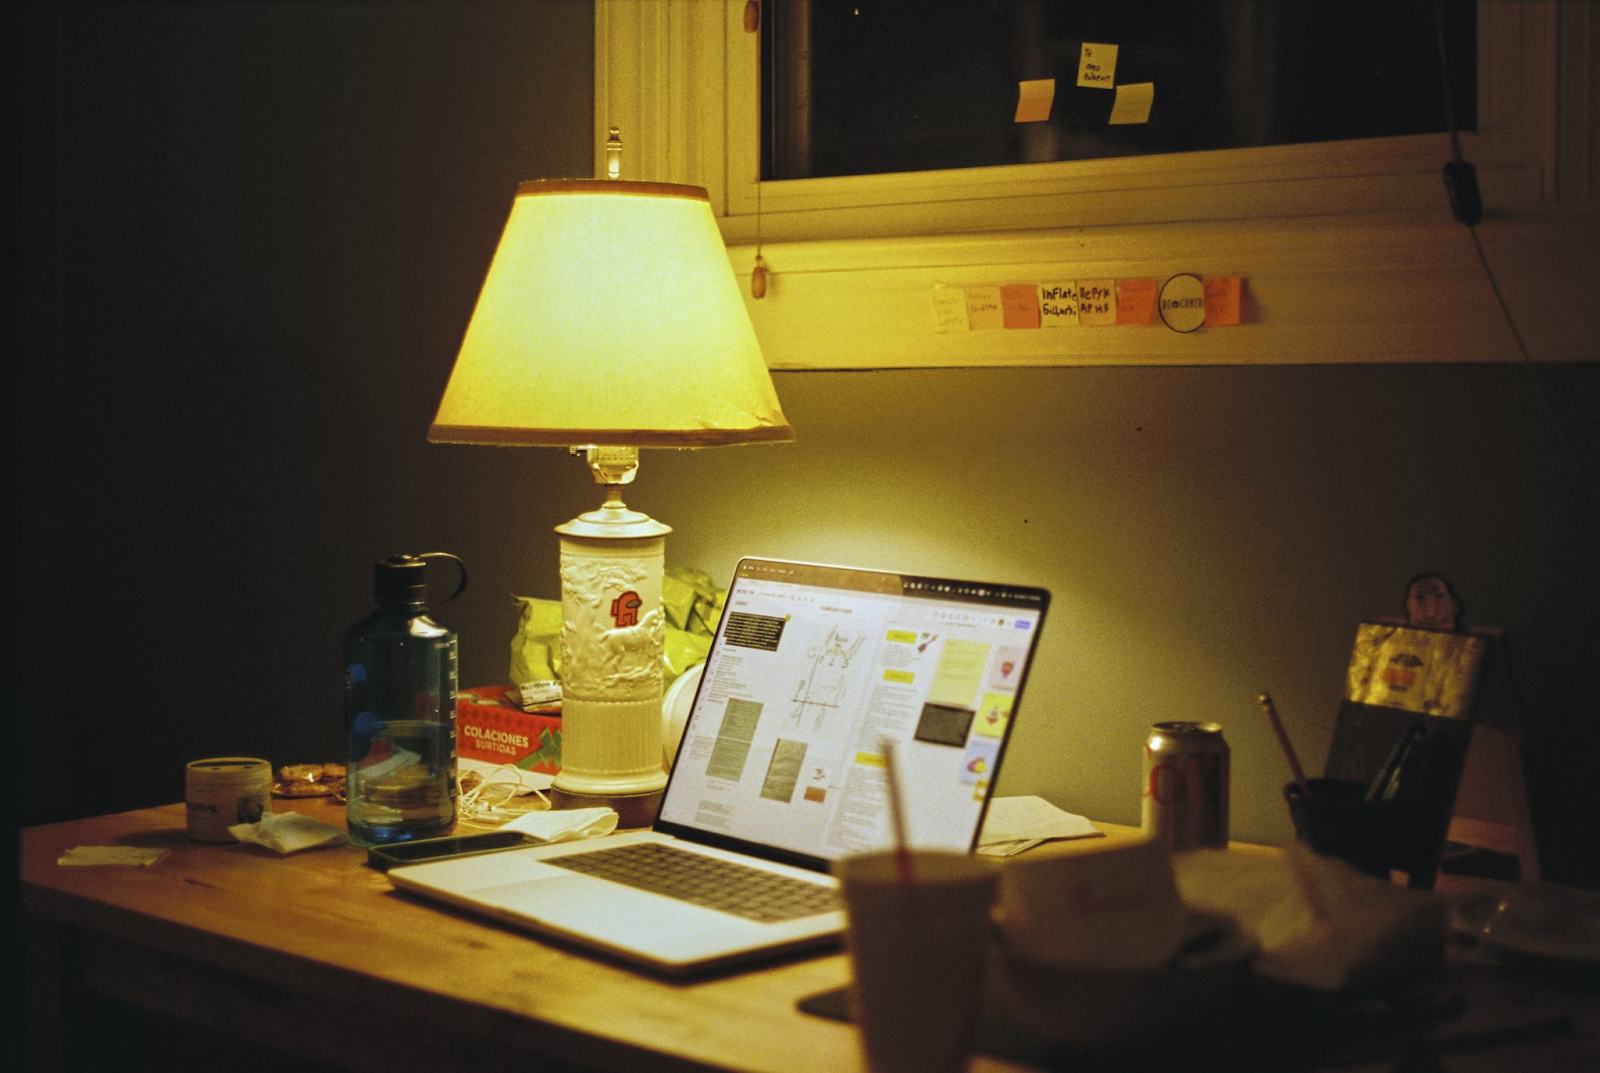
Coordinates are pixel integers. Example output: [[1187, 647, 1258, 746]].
[[387, 558, 1050, 975]]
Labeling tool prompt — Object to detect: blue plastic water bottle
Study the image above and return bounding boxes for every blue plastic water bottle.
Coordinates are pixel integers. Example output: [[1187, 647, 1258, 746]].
[[344, 553, 467, 844]]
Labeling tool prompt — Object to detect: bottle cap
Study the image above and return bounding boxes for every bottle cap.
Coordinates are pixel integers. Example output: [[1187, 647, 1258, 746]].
[[373, 553, 468, 613]]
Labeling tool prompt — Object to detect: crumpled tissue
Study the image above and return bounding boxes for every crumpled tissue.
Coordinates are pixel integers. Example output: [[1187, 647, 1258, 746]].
[[229, 811, 349, 854], [501, 807, 618, 844], [1175, 842, 1446, 990]]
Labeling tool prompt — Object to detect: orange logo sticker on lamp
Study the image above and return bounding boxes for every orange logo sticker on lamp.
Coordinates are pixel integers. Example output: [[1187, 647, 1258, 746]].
[[610, 590, 642, 628]]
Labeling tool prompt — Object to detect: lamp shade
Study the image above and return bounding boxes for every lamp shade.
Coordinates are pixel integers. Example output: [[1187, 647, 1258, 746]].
[[429, 180, 792, 448]]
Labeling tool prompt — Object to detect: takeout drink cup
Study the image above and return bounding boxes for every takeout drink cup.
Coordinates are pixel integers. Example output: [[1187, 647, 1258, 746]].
[[835, 850, 998, 1073], [995, 835, 1188, 969]]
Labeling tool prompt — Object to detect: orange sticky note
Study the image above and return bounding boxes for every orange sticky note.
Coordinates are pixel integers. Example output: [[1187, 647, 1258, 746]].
[[1000, 285, 1041, 329], [1115, 279, 1158, 324], [1015, 79, 1055, 123], [1203, 277, 1242, 326]]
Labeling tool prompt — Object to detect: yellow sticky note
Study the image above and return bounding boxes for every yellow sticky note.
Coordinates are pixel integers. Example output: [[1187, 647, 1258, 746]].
[[1109, 82, 1154, 125], [1077, 279, 1116, 325], [931, 286, 969, 332], [1204, 277, 1242, 325], [1014, 78, 1055, 123], [1078, 43, 1118, 89], [964, 286, 1005, 330], [1116, 278, 1158, 324], [1039, 282, 1079, 327]]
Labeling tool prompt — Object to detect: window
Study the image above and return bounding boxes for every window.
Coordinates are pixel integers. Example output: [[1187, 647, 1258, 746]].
[[765, 0, 1476, 181], [594, 1, 1593, 367]]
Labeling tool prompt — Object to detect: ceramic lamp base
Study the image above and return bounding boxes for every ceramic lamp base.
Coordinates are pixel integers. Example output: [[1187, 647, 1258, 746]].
[[549, 785, 665, 830]]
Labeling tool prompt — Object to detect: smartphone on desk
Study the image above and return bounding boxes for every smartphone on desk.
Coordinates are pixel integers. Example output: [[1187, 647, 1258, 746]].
[[367, 830, 535, 871]]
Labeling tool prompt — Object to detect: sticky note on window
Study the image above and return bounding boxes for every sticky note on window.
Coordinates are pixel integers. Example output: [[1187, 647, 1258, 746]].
[[1000, 285, 1041, 329], [1115, 279, 1158, 324], [1078, 43, 1118, 89], [965, 286, 1005, 330], [1039, 282, 1079, 327], [932, 286, 969, 332], [1109, 82, 1154, 125], [1015, 79, 1055, 123], [1203, 277, 1242, 326], [1077, 279, 1116, 325]]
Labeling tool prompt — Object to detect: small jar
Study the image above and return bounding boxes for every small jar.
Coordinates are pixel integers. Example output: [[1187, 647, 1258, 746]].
[[186, 757, 272, 842]]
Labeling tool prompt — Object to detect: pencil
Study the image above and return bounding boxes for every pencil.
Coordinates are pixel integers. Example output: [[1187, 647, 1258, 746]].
[[1259, 692, 1312, 798]]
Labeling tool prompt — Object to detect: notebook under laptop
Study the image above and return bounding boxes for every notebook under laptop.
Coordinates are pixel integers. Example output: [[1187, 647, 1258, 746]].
[[387, 557, 1050, 975]]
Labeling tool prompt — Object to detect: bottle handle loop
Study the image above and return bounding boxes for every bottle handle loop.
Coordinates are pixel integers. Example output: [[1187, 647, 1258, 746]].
[[415, 552, 468, 605]]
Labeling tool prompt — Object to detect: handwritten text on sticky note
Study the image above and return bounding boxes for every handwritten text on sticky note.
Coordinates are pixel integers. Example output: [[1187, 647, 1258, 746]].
[[1115, 279, 1158, 324], [1203, 277, 1242, 326], [1077, 279, 1117, 325], [1039, 282, 1079, 327], [1001, 285, 1041, 329], [1109, 82, 1154, 125], [965, 286, 1005, 330], [932, 287, 969, 332], [1015, 79, 1055, 123], [1078, 43, 1118, 89]]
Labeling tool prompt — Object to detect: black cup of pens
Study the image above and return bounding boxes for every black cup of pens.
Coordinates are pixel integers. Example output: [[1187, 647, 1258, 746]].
[[1284, 779, 1398, 879]]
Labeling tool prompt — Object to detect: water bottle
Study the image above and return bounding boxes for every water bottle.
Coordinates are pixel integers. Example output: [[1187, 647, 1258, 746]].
[[344, 553, 467, 844]]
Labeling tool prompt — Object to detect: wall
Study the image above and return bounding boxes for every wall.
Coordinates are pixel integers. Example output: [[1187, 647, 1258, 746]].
[[24, 2, 1599, 886]]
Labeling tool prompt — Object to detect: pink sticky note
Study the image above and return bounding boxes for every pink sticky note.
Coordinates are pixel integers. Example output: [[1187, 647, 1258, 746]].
[[1015, 79, 1055, 123], [1203, 277, 1242, 326], [1115, 279, 1158, 325], [1000, 285, 1041, 329]]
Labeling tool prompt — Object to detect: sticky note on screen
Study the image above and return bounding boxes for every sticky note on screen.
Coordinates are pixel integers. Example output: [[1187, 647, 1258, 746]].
[[1078, 43, 1118, 89], [1203, 277, 1242, 325], [1109, 82, 1154, 125], [1015, 79, 1055, 123], [932, 286, 970, 332], [1000, 284, 1041, 329], [1077, 279, 1117, 325], [965, 286, 1005, 330], [1116, 279, 1158, 324]]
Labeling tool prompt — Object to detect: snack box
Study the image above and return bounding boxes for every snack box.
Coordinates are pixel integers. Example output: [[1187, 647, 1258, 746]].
[[457, 684, 561, 774]]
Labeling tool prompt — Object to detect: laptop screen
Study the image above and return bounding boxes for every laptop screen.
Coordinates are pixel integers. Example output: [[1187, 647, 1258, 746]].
[[656, 559, 1050, 869]]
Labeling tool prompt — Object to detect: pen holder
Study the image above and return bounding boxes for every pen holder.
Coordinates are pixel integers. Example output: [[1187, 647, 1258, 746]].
[[1284, 779, 1399, 879]]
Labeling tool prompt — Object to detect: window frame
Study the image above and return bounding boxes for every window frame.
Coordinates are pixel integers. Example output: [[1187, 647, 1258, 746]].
[[594, 1, 1596, 368]]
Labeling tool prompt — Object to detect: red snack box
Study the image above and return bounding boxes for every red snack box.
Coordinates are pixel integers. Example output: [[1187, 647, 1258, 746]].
[[457, 685, 562, 774]]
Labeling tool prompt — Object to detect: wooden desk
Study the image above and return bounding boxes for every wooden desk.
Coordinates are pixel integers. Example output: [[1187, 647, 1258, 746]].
[[22, 802, 1598, 1073]]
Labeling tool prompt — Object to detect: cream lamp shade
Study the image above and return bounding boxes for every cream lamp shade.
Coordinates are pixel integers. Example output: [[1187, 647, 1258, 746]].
[[428, 179, 791, 827], [428, 180, 792, 447]]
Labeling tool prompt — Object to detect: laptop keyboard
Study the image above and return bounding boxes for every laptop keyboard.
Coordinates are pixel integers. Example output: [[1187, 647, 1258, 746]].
[[544, 842, 839, 923]]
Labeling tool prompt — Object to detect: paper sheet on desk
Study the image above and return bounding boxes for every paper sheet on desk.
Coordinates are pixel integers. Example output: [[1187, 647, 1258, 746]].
[[978, 795, 1102, 857]]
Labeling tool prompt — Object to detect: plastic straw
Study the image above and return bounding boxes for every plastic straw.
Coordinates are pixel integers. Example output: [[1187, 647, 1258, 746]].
[[1258, 692, 1312, 798], [881, 739, 915, 883]]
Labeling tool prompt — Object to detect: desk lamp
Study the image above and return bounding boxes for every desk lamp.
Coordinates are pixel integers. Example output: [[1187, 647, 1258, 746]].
[[429, 179, 792, 826]]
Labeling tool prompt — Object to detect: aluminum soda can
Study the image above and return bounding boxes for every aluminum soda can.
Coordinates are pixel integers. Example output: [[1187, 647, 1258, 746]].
[[1141, 722, 1229, 849]]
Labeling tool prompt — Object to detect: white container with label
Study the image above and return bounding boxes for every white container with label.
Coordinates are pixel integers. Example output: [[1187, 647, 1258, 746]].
[[186, 757, 272, 842]]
